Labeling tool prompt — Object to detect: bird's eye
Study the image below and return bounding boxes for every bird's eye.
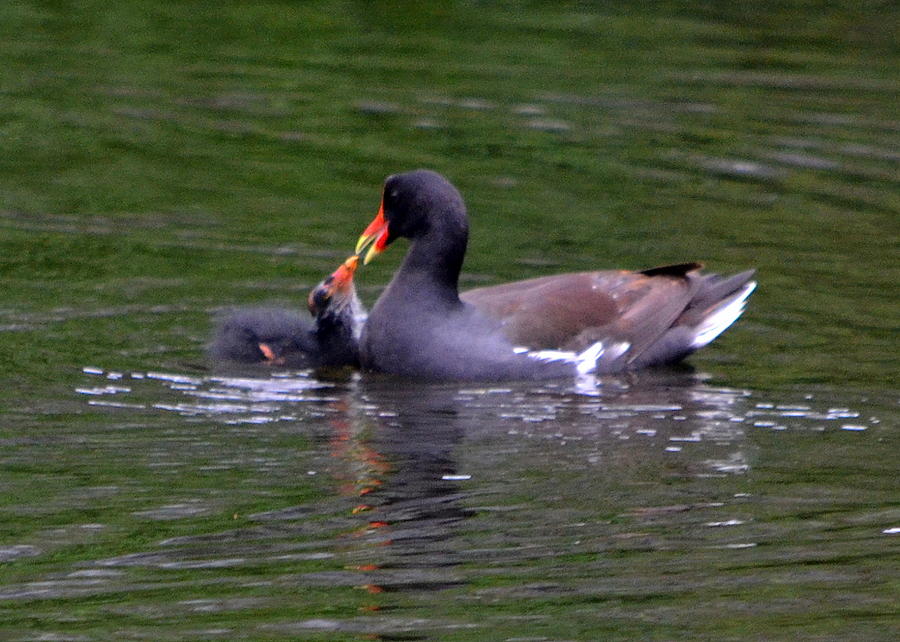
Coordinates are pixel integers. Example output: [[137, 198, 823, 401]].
[[308, 287, 331, 315]]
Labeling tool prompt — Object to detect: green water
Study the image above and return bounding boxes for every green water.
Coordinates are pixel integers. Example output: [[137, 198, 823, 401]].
[[1, 1, 898, 640]]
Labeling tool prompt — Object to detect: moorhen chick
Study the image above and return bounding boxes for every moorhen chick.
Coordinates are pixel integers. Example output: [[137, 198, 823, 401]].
[[355, 169, 756, 381], [209, 255, 363, 368]]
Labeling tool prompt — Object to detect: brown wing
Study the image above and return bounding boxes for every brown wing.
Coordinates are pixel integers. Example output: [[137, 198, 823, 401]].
[[460, 264, 703, 360], [461, 271, 625, 348]]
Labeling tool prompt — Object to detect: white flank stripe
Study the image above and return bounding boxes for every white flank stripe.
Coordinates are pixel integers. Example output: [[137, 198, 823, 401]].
[[575, 341, 606, 375], [522, 347, 581, 364], [520, 339, 630, 376]]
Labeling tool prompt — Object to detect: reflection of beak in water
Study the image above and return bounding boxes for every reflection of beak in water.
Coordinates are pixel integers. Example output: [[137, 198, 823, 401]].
[[328, 400, 392, 501], [327, 398, 394, 605], [325, 385, 474, 607]]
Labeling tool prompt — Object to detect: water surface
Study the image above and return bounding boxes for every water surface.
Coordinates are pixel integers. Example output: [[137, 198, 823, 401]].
[[0, 1, 897, 639]]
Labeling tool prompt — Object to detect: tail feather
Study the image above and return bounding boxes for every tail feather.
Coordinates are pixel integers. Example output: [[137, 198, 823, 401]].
[[689, 280, 756, 349], [629, 271, 756, 369], [686, 269, 756, 315]]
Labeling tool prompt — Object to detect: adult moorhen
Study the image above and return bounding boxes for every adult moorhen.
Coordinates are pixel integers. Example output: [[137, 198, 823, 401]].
[[209, 255, 363, 368], [355, 169, 756, 382]]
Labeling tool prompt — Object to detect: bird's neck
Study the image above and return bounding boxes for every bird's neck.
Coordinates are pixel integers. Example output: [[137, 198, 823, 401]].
[[314, 306, 360, 361], [397, 221, 467, 303]]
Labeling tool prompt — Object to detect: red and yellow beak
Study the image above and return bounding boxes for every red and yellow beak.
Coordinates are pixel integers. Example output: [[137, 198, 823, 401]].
[[332, 254, 359, 292], [307, 254, 359, 315], [355, 201, 390, 265]]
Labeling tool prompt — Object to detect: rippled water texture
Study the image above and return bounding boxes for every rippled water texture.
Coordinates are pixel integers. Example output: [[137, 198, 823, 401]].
[[0, 368, 900, 639], [1, 1, 898, 640], [2, 368, 896, 639]]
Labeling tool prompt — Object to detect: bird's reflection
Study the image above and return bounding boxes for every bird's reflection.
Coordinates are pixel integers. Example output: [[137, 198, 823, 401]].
[[328, 380, 478, 611], [323, 369, 753, 621], [138, 364, 755, 632]]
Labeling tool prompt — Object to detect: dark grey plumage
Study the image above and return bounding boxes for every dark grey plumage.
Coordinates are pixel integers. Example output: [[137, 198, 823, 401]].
[[356, 170, 756, 381]]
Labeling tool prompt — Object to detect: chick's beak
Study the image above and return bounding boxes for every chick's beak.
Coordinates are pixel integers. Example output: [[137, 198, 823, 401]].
[[307, 255, 359, 315], [333, 254, 359, 292], [355, 201, 390, 265]]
